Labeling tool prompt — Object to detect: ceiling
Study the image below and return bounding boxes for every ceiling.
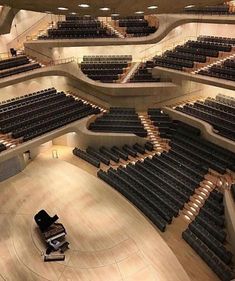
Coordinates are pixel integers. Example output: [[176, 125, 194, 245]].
[[0, 0, 228, 16]]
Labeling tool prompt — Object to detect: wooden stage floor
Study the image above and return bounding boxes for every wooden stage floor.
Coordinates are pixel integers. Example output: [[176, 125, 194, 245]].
[[0, 146, 221, 281]]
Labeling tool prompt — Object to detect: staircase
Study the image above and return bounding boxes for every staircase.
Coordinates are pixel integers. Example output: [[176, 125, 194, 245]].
[[138, 113, 170, 152], [121, 62, 141, 83], [102, 21, 125, 39]]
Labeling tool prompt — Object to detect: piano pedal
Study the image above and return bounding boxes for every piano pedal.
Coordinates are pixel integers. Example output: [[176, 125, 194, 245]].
[[44, 254, 65, 262]]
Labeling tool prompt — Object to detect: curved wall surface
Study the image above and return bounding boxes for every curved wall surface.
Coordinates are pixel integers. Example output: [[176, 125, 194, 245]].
[[0, 6, 18, 35], [164, 107, 235, 153], [25, 14, 235, 51]]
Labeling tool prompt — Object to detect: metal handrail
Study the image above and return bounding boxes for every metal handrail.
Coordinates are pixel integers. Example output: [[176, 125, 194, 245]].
[[139, 35, 197, 62]]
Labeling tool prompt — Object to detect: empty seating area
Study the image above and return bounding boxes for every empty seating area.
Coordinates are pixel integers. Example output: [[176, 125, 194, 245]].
[[151, 36, 235, 72], [0, 55, 41, 79], [81, 55, 132, 83], [183, 192, 234, 281], [112, 15, 157, 37], [198, 57, 235, 81], [148, 108, 173, 138], [0, 88, 100, 143], [89, 107, 147, 137], [39, 16, 116, 40], [183, 4, 233, 14], [175, 94, 235, 141], [129, 62, 161, 83], [73, 142, 154, 168], [98, 119, 235, 233]]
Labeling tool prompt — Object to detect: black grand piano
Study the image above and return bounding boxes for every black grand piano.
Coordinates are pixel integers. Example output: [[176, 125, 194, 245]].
[[34, 210, 69, 258]]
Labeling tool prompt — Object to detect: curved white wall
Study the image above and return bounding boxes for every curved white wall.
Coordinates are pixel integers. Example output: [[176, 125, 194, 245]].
[[0, 10, 45, 53], [51, 22, 235, 62]]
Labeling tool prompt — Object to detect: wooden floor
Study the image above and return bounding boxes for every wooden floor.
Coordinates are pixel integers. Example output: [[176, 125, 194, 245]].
[[0, 146, 221, 281]]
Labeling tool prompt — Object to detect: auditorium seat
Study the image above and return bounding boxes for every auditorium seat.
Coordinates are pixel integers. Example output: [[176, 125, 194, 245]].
[[112, 15, 157, 37], [73, 148, 100, 167], [81, 55, 132, 83], [130, 64, 161, 83], [0, 88, 100, 143], [89, 107, 147, 137], [175, 94, 235, 141], [39, 16, 117, 39], [184, 4, 232, 14], [182, 190, 234, 281], [0, 55, 41, 79], [198, 58, 235, 82], [149, 36, 235, 72]]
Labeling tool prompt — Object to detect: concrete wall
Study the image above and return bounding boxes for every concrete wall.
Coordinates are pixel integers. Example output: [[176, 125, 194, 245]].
[[0, 75, 69, 102], [0, 10, 45, 53], [164, 107, 235, 153], [0, 6, 19, 36], [50, 22, 235, 62], [0, 155, 25, 182]]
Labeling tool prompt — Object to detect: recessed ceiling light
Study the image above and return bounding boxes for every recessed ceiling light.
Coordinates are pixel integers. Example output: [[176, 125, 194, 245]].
[[58, 7, 68, 11], [70, 12, 77, 15], [84, 14, 91, 17], [148, 5, 158, 9], [111, 13, 120, 16], [78, 3, 90, 8], [185, 5, 195, 8], [135, 11, 144, 14], [100, 7, 110, 11]]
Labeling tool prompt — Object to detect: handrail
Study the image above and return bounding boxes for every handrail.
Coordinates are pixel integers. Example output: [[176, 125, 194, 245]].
[[50, 57, 75, 65], [8, 14, 48, 44], [6, 13, 63, 49], [139, 35, 197, 61], [26, 14, 66, 41]]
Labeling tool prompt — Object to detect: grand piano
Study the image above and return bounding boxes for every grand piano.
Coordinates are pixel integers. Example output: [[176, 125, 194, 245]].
[[34, 210, 69, 258]]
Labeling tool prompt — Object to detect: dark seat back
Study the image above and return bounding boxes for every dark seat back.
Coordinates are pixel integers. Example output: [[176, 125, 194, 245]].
[[34, 209, 59, 232]]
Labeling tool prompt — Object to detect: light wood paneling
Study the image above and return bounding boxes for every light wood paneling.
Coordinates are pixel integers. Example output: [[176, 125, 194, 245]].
[[0, 146, 222, 281]]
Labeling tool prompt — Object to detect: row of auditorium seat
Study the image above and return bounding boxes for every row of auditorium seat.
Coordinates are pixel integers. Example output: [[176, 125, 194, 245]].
[[96, 115, 234, 280], [89, 107, 147, 137], [73, 142, 154, 167], [184, 5, 233, 14], [38, 17, 116, 40], [198, 58, 235, 82], [0, 55, 29, 71], [0, 55, 41, 79], [81, 55, 132, 83], [148, 110, 235, 173], [182, 191, 234, 281], [98, 119, 235, 233], [0, 88, 100, 142], [148, 35, 235, 72], [175, 94, 235, 141], [129, 35, 235, 82], [112, 15, 157, 37], [129, 64, 161, 83]]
